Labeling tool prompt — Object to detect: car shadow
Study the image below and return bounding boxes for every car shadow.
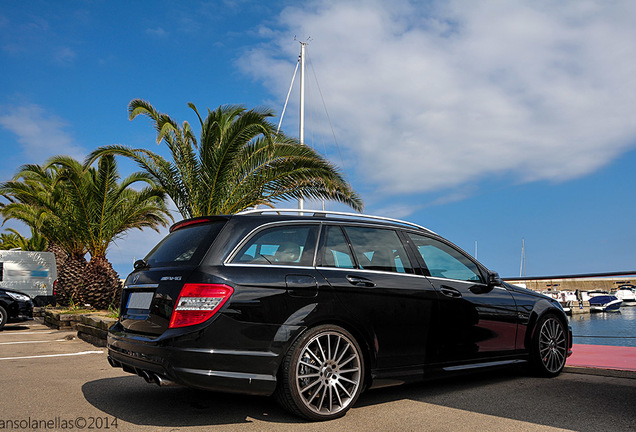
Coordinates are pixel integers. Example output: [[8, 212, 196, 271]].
[[1, 325, 32, 331], [82, 376, 302, 427], [82, 368, 526, 428], [83, 368, 635, 430]]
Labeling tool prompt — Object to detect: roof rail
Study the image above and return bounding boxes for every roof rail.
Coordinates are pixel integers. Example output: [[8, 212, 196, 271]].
[[237, 208, 436, 234]]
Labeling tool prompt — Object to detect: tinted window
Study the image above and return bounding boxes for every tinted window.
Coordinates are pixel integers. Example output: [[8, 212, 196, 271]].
[[344, 226, 413, 274], [407, 233, 483, 282], [145, 222, 226, 268], [321, 226, 355, 269], [232, 225, 318, 266]]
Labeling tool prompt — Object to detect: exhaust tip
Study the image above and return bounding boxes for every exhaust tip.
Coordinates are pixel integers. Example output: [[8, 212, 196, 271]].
[[138, 370, 154, 383], [153, 374, 177, 387], [107, 356, 120, 368]]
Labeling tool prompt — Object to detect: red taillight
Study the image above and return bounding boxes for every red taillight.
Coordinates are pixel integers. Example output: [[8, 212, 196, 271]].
[[169, 283, 234, 328], [53, 279, 57, 296]]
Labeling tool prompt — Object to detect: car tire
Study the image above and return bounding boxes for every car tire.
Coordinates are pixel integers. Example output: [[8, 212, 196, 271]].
[[275, 324, 365, 421], [0, 305, 7, 331], [530, 314, 568, 377]]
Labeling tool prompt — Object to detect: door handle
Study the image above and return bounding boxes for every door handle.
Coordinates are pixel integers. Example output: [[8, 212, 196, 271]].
[[346, 275, 376, 288], [440, 286, 462, 298]]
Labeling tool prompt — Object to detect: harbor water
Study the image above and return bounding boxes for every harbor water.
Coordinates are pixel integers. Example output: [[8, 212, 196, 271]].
[[568, 305, 636, 347]]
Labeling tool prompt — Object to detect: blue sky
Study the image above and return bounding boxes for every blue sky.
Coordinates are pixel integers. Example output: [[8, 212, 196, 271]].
[[1, 0, 636, 279]]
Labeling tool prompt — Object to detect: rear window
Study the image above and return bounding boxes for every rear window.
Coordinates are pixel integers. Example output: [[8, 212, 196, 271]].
[[144, 221, 226, 268]]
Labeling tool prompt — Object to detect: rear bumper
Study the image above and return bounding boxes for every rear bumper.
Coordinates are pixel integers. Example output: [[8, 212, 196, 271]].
[[107, 315, 304, 396]]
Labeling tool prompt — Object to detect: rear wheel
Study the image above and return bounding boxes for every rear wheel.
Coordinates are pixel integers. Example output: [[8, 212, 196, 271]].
[[531, 314, 567, 377], [276, 324, 365, 421], [0, 306, 7, 331]]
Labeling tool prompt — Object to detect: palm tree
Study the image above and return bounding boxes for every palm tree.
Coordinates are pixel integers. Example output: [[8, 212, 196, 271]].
[[52, 155, 172, 308], [84, 99, 363, 218], [0, 228, 47, 251], [0, 155, 172, 309]]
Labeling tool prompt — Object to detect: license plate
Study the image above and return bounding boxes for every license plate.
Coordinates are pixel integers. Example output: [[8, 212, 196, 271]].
[[126, 291, 154, 309]]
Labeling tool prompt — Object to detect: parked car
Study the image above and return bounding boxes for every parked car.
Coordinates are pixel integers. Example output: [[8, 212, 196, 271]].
[[0, 287, 34, 330], [107, 209, 572, 421]]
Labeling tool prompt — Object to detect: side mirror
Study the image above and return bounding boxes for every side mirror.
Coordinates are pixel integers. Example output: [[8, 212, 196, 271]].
[[488, 271, 502, 287]]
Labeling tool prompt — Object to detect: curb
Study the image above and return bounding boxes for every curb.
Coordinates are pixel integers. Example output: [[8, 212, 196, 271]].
[[564, 365, 636, 379], [38, 308, 116, 347]]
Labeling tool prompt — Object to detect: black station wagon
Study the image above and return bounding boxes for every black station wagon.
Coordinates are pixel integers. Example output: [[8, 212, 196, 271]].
[[107, 209, 572, 421]]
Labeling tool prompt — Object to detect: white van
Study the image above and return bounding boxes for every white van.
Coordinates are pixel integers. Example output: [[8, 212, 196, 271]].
[[0, 251, 57, 306]]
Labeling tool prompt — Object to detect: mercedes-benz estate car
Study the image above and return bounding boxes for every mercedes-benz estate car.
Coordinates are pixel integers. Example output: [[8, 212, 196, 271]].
[[107, 209, 572, 421]]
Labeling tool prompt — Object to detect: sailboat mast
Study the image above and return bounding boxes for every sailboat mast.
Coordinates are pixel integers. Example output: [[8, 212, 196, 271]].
[[298, 41, 306, 211], [520, 238, 526, 277]]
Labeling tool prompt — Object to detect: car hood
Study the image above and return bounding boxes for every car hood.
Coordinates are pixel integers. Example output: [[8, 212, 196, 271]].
[[0, 288, 32, 298]]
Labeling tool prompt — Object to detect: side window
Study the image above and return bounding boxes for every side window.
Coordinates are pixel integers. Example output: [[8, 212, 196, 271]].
[[344, 226, 413, 274], [0, 262, 3, 281], [407, 233, 483, 282], [232, 225, 318, 266], [321, 226, 355, 269]]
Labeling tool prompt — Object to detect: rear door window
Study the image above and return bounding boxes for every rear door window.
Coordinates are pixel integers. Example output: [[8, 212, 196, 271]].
[[320, 225, 355, 269], [145, 221, 226, 268], [343, 226, 413, 274], [231, 224, 319, 266]]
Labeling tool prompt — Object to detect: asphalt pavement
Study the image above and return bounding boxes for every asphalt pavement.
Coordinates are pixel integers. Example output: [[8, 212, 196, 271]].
[[1, 321, 635, 432]]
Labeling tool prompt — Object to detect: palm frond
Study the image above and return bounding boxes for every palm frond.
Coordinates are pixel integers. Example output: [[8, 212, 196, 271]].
[[114, 99, 363, 217]]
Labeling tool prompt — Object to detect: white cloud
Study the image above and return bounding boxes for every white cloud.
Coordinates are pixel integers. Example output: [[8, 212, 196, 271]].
[[0, 104, 85, 163], [53, 46, 77, 64], [239, 0, 636, 196], [146, 27, 167, 37]]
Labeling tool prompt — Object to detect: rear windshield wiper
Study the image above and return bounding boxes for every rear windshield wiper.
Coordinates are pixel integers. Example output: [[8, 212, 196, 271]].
[[133, 259, 150, 270]]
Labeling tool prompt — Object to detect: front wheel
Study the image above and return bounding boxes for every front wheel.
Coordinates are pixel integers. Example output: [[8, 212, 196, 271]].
[[276, 324, 365, 421], [530, 314, 568, 377]]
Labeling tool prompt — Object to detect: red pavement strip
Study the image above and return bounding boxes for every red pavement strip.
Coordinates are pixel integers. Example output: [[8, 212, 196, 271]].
[[567, 344, 636, 372]]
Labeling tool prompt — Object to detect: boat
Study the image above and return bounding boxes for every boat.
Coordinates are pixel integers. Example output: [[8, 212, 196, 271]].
[[540, 290, 577, 314], [613, 285, 636, 306], [586, 294, 622, 312]]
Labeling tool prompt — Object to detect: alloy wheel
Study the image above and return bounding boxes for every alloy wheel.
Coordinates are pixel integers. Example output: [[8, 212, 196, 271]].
[[294, 330, 362, 416], [538, 317, 567, 374]]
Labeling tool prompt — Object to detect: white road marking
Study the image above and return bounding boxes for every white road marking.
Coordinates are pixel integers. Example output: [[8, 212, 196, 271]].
[[0, 351, 104, 360], [0, 331, 61, 336], [0, 339, 67, 345]]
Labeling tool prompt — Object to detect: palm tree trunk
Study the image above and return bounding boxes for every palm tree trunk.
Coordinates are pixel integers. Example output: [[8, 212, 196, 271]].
[[56, 253, 88, 307], [83, 256, 122, 310], [46, 242, 67, 274]]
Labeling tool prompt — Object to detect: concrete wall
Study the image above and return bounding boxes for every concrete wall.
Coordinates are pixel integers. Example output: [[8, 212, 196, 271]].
[[504, 276, 633, 292]]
